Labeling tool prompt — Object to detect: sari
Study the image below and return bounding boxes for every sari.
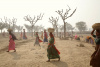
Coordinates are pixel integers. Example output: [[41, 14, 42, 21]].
[[90, 35, 100, 67], [47, 37, 60, 59], [8, 35, 15, 51]]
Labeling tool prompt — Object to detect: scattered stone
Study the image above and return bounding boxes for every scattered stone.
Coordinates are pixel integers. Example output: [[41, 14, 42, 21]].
[[79, 43, 85, 47]]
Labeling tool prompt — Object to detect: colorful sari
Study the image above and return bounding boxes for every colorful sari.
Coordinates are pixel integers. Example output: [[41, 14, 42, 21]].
[[47, 37, 60, 59]]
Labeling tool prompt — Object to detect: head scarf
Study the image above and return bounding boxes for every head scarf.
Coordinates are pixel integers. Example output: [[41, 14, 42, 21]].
[[9, 31, 17, 40], [49, 32, 54, 38]]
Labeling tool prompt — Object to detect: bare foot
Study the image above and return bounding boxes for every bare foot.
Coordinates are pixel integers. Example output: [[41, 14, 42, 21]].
[[58, 57, 60, 61], [46, 60, 50, 62], [6, 51, 9, 52], [14, 50, 16, 52]]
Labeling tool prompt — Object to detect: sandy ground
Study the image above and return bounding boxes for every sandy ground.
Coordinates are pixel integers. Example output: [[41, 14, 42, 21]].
[[0, 34, 95, 67]]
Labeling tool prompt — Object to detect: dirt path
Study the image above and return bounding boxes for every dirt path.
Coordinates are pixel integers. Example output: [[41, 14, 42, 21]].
[[0, 38, 94, 67]]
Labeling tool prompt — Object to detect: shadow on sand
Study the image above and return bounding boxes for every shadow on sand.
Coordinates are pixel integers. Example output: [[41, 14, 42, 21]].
[[8, 52, 21, 60], [50, 61, 68, 67]]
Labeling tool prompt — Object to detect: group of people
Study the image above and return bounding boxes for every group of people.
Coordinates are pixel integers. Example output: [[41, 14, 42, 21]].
[[86, 36, 94, 45], [74, 35, 80, 40], [6, 26, 100, 65], [7, 28, 60, 62]]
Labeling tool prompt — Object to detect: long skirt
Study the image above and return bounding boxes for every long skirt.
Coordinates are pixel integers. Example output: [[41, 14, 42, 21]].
[[90, 45, 100, 67], [90, 39, 94, 45], [8, 39, 15, 51], [34, 38, 40, 45], [23, 34, 27, 39], [43, 37, 48, 42], [47, 45, 60, 59]]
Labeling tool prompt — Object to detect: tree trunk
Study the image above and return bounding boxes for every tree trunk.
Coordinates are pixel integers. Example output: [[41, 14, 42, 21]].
[[61, 30, 62, 38], [13, 24, 15, 32], [9, 22, 10, 29], [72, 30, 73, 37], [56, 28, 58, 37], [32, 25, 34, 37], [64, 22, 66, 38]]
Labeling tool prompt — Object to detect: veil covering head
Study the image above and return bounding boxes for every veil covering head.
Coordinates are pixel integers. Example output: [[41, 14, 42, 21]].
[[49, 32, 54, 38], [7, 29, 17, 40]]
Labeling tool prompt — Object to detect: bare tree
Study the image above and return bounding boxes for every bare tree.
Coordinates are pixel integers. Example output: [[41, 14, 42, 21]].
[[0, 17, 8, 33], [0, 17, 7, 23], [24, 13, 44, 37], [49, 16, 59, 37], [56, 5, 77, 38], [8, 17, 17, 32]]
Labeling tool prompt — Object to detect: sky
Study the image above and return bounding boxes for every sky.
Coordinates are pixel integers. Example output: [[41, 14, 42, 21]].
[[0, 0, 100, 32]]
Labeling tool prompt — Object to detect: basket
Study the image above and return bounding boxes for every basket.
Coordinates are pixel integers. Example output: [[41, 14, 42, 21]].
[[92, 23, 100, 29], [7, 28, 13, 32], [48, 28, 55, 32]]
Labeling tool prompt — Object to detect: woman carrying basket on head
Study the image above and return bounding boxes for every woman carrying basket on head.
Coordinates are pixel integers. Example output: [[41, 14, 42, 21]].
[[90, 23, 100, 67], [47, 28, 60, 62], [7, 29, 17, 52]]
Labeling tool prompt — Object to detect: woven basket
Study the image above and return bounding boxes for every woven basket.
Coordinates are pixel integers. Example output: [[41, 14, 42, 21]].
[[48, 28, 55, 32], [7, 28, 13, 32], [92, 23, 100, 29]]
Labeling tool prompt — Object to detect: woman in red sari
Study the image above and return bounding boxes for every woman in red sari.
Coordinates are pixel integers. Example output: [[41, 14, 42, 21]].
[[7, 29, 17, 52]]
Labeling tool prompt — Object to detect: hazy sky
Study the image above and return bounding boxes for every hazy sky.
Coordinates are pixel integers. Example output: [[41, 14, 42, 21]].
[[0, 0, 100, 30]]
